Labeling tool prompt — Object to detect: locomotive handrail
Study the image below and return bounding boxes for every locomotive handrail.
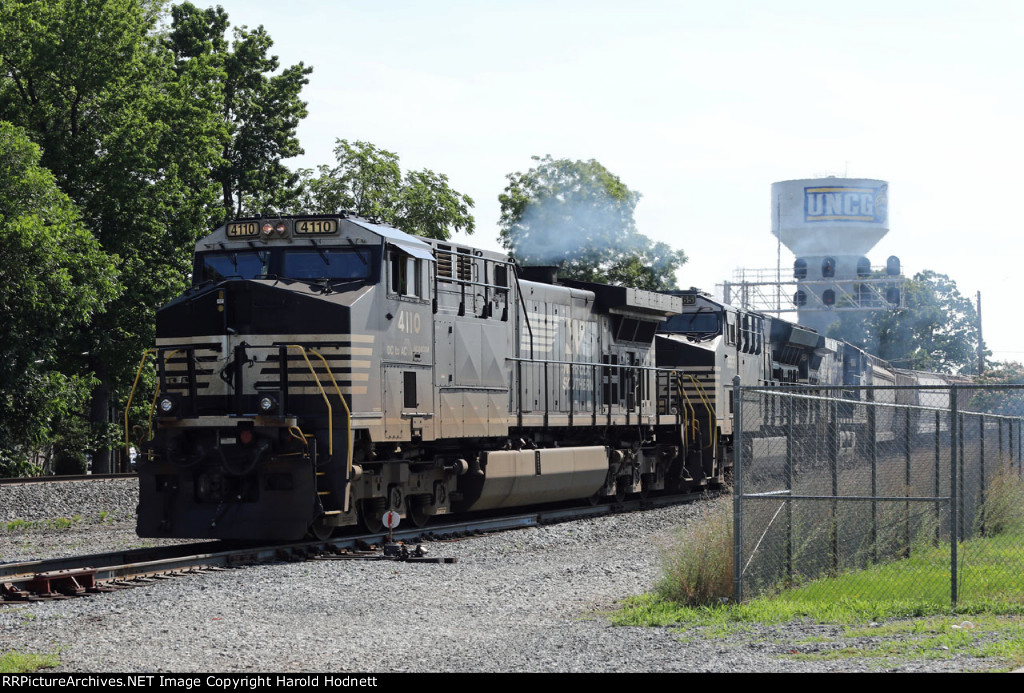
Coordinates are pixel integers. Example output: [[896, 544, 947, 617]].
[[682, 373, 717, 453], [282, 345, 335, 455], [281, 345, 354, 512], [124, 349, 157, 462], [672, 374, 696, 451], [124, 348, 186, 462], [307, 347, 354, 483]]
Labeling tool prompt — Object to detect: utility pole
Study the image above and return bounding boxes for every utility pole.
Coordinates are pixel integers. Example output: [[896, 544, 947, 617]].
[[977, 291, 985, 375]]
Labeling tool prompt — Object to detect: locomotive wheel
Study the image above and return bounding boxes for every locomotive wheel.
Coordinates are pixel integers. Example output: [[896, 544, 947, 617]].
[[639, 473, 655, 500], [614, 478, 627, 503], [406, 495, 432, 528], [308, 516, 333, 541], [359, 499, 385, 533]]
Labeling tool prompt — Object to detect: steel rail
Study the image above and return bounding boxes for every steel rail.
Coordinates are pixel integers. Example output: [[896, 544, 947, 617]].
[[0, 491, 711, 602]]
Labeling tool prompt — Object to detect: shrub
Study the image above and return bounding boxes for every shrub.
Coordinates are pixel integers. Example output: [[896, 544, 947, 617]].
[[978, 467, 1024, 538], [656, 496, 734, 606]]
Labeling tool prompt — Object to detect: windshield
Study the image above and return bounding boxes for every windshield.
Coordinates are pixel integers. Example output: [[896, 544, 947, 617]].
[[660, 311, 722, 335], [198, 251, 269, 282], [281, 248, 373, 281], [195, 247, 378, 287]]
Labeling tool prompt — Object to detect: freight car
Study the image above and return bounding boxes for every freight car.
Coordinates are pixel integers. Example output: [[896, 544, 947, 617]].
[[130, 214, 708, 540]]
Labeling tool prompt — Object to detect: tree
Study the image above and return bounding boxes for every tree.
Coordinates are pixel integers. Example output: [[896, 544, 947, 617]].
[[0, 0, 225, 471], [295, 139, 475, 240], [828, 270, 983, 374], [970, 361, 1024, 416], [0, 122, 118, 474], [168, 2, 313, 219], [498, 155, 687, 290]]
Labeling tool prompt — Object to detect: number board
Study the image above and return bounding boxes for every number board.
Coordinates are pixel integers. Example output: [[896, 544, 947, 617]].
[[226, 221, 260, 238], [295, 218, 339, 235], [680, 294, 697, 305]]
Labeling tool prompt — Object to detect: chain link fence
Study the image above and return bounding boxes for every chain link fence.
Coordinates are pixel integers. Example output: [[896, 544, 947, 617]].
[[733, 380, 1024, 607]]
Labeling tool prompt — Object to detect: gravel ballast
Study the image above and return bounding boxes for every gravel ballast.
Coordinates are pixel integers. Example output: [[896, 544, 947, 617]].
[[0, 478, 1011, 673]]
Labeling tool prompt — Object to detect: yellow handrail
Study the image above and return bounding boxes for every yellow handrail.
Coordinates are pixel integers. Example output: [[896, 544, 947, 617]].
[[284, 345, 334, 455], [288, 345, 354, 514], [308, 348, 353, 479], [673, 373, 698, 451], [124, 349, 157, 461], [126, 344, 354, 502], [683, 373, 718, 454]]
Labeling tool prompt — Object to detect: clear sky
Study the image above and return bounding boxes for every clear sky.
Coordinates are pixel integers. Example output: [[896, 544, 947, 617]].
[[211, 0, 1023, 363]]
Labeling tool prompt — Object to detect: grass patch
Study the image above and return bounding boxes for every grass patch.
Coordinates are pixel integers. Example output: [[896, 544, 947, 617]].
[[0, 651, 60, 673], [2, 515, 84, 534], [616, 469, 1024, 670], [654, 495, 733, 606]]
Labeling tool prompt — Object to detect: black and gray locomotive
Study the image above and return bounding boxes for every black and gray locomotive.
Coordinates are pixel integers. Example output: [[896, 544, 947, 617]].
[[131, 214, 957, 541], [133, 215, 709, 540]]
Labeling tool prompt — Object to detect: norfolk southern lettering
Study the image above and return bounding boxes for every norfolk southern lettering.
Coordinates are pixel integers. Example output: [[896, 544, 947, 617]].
[[804, 184, 887, 223]]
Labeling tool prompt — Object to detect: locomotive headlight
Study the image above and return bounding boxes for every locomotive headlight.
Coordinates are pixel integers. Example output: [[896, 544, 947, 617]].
[[274, 222, 287, 236], [258, 395, 278, 414], [157, 395, 178, 416], [261, 222, 274, 236]]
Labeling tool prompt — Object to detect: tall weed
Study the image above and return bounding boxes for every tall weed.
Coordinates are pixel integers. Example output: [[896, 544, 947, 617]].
[[656, 496, 734, 606], [978, 467, 1024, 538]]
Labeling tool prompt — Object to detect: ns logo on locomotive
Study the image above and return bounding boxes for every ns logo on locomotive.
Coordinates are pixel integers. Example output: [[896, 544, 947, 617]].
[[129, 213, 927, 541]]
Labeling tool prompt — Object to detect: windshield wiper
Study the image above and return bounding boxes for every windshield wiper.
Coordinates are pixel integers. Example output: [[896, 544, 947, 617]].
[[309, 239, 329, 265]]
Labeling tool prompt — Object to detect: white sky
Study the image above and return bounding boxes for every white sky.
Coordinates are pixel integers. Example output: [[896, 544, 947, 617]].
[[212, 0, 1024, 363]]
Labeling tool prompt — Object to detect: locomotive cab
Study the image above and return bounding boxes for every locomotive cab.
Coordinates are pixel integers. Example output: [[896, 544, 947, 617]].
[[136, 216, 443, 540]]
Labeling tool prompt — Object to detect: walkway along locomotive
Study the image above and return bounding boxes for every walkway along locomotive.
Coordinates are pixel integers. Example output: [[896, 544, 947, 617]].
[[129, 214, 714, 540]]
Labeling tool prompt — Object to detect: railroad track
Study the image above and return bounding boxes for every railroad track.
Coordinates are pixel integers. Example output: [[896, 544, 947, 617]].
[[0, 473, 137, 485], [0, 490, 710, 603]]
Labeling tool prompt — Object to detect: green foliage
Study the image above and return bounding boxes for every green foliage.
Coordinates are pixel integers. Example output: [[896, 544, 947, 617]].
[[828, 270, 983, 374], [168, 2, 312, 218], [295, 139, 476, 240], [0, 123, 118, 474], [3, 515, 83, 533], [0, 651, 60, 673], [977, 467, 1024, 539], [655, 496, 734, 606], [0, 1, 294, 470], [498, 155, 686, 290], [970, 361, 1024, 415]]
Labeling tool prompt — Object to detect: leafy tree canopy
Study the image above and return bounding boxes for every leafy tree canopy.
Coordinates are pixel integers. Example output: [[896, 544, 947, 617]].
[[0, 0, 236, 471], [168, 2, 313, 218], [294, 139, 475, 240], [968, 360, 1024, 416], [0, 122, 119, 474], [498, 155, 686, 291], [828, 270, 983, 374]]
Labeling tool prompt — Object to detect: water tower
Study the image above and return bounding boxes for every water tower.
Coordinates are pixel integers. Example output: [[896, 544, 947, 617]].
[[770, 177, 901, 334]]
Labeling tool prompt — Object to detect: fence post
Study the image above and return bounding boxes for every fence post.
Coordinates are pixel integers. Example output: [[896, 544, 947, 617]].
[[979, 414, 986, 536], [732, 375, 744, 604], [830, 397, 839, 575], [934, 410, 941, 546], [868, 389, 877, 564], [950, 386, 959, 609], [998, 418, 1003, 470], [904, 407, 912, 558], [785, 390, 794, 585], [959, 412, 965, 540], [1010, 417, 1015, 469]]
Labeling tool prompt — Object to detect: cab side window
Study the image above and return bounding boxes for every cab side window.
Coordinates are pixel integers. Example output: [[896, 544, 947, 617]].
[[389, 251, 424, 299]]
